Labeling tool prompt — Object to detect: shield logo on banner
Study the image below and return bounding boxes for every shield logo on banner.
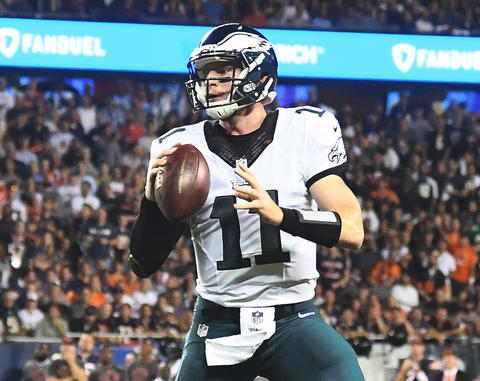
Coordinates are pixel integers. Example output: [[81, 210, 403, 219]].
[[392, 43, 416, 73], [251, 311, 263, 325], [197, 323, 209, 338], [0, 28, 20, 59]]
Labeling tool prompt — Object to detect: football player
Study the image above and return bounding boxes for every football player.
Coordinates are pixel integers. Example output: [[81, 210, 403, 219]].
[[129, 23, 365, 381]]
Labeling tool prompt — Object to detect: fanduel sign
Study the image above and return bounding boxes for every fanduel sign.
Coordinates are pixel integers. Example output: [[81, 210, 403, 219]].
[[1, 18, 479, 83], [392, 43, 480, 73], [0, 27, 105, 59]]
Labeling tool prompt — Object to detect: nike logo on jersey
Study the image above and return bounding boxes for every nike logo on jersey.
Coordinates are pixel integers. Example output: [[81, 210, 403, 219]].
[[297, 312, 315, 319]]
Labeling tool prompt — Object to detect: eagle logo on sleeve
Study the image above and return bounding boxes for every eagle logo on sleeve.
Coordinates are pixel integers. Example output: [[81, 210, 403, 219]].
[[328, 137, 347, 164]]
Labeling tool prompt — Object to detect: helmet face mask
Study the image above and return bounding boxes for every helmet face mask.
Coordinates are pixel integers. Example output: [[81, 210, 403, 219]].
[[185, 23, 278, 120]]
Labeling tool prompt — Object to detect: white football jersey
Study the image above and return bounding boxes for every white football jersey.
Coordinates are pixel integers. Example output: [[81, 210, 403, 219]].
[[148, 106, 347, 307]]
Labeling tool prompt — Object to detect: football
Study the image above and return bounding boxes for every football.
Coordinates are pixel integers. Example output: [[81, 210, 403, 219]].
[[154, 144, 210, 222]]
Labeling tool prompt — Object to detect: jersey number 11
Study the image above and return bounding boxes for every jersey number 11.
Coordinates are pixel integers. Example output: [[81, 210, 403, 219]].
[[210, 190, 291, 270]]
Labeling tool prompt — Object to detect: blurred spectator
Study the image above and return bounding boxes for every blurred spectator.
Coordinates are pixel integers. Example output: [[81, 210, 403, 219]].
[[22, 343, 53, 381], [132, 278, 157, 311], [391, 273, 419, 314], [451, 236, 478, 296], [18, 293, 44, 336], [70, 287, 92, 321], [408, 307, 430, 338], [77, 333, 98, 376], [71, 181, 100, 215], [364, 297, 388, 335], [243, 0, 268, 26], [394, 336, 438, 381], [427, 307, 463, 345], [416, 252, 446, 301], [317, 246, 350, 291], [335, 307, 367, 341], [311, 2, 332, 29], [203, 0, 225, 23], [369, 250, 401, 288], [97, 302, 115, 332], [371, 178, 400, 205], [77, 95, 96, 135], [432, 349, 469, 381], [0, 243, 11, 290], [48, 337, 87, 381], [42, 284, 71, 319], [86, 207, 117, 263], [362, 199, 380, 234], [112, 303, 138, 334], [386, 307, 413, 347], [34, 304, 67, 338], [88, 276, 108, 309], [124, 352, 137, 369], [120, 112, 144, 146], [89, 342, 128, 381], [138, 303, 155, 333], [111, 286, 134, 317], [435, 239, 457, 280], [0, 289, 25, 336], [9, 180, 28, 222], [157, 337, 183, 380], [451, 290, 477, 335], [0, 77, 14, 138], [49, 118, 74, 158], [15, 136, 38, 167], [127, 339, 158, 381]]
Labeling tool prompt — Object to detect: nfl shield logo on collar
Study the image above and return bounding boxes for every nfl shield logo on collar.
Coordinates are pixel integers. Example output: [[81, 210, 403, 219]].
[[251, 311, 263, 325], [197, 323, 209, 337], [236, 158, 247, 168]]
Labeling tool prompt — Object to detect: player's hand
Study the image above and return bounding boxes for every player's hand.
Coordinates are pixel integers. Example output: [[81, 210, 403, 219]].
[[145, 142, 182, 201], [233, 163, 283, 226]]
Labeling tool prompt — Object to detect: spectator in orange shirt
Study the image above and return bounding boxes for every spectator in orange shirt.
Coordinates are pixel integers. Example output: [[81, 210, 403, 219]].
[[446, 217, 461, 253], [371, 179, 400, 205], [108, 260, 126, 288], [88, 275, 108, 309], [124, 270, 141, 296], [451, 236, 478, 296], [369, 250, 402, 288]]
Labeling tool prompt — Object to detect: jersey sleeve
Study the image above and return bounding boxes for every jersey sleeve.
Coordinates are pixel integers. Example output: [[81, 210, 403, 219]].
[[303, 109, 348, 189]]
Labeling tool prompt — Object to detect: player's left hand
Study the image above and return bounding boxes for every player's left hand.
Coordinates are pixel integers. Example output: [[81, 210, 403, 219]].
[[233, 163, 283, 226]]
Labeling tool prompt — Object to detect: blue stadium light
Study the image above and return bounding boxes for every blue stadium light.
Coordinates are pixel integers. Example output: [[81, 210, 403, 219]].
[[1, 18, 480, 83]]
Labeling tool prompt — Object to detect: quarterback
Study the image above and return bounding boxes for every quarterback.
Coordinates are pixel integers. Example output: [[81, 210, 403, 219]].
[[129, 24, 365, 380]]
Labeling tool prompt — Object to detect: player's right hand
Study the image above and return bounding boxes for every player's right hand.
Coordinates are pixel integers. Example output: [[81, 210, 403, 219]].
[[145, 142, 181, 201]]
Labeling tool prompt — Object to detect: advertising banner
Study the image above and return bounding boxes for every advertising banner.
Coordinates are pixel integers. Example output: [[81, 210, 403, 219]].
[[1, 18, 479, 83]]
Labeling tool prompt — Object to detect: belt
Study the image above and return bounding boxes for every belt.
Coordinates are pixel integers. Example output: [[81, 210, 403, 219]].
[[199, 296, 314, 321]]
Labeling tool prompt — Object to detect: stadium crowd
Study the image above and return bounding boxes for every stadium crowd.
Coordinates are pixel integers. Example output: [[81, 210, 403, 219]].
[[1, 0, 480, 35], [0, 76, 479, 380]]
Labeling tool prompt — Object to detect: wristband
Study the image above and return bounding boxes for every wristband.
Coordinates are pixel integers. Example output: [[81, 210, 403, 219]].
[[279, 208, 341, 248]]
